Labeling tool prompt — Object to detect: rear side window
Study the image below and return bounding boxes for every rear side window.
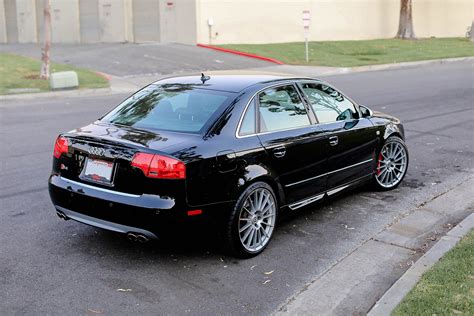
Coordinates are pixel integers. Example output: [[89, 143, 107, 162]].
[[239, 100, 256, 136], [101, 84, 233, 133], [258, 85, 310, 133], [301, 83, 358, 123]]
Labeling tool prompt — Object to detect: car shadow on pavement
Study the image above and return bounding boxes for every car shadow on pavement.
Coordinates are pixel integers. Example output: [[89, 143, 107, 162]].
[[59, 180, 406, 261]]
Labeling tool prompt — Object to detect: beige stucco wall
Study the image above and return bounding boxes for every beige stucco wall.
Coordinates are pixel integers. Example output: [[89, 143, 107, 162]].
[[1, 0, 472, 44], [196, 0, 474, 44], [414, 0, 474, 38], [0, 0, 6, 43]]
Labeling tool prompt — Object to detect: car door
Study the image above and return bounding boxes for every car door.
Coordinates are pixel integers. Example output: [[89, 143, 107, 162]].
[[254, 83, 329, 206], [299, 81, 379, 192]]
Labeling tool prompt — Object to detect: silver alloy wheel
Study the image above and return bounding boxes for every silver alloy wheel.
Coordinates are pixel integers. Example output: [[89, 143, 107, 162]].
[[375, 140, 408, 188], [238, 188, 276, 253]]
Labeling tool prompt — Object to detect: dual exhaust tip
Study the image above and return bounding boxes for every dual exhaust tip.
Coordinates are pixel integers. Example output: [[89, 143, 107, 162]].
[[127, 232, 150, 243], [56, 211, 150, 243], [56, 211, 69, 221]]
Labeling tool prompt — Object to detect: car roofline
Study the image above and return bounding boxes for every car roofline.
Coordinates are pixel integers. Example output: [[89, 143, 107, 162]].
[[152, 74, 321, 93]]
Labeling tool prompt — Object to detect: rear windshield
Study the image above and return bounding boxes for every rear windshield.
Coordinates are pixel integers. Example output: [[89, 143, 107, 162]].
[[101, 84, 234, 133]]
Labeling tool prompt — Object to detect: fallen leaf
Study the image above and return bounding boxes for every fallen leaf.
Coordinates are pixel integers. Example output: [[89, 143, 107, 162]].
[[87, 308, 103, 314], [264, 270, 274, 275], [263, 280, 271, 285]]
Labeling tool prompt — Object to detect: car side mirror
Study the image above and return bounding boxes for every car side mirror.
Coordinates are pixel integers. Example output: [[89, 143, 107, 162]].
[[359, 105, 373, 118]]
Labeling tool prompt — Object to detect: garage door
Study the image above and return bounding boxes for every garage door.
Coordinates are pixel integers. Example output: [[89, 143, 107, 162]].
[[133, 0, 160, 42]]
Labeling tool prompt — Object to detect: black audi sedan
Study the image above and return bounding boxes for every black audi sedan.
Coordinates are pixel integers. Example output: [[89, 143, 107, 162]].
[[49, 72, 408, 257]]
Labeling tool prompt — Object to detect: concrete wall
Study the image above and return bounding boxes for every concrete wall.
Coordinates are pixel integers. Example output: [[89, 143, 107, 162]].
[[159, 0, 197, 44], [3, 0, 18, 43], [0, 0, 6, 42], [36, 0, 80, 44], [414, 0, 474, 38], [79, 0, 100, 42], [1, 0, 472, 44], [133, 0, 160, 42], [51, 0, 80, 43], [15, 0, 36, 43], [196, 0, 474, 44]]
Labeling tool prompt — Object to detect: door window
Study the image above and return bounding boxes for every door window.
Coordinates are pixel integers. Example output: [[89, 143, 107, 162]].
[[301, 83, 358, 123], [258, 85, 310, 132]]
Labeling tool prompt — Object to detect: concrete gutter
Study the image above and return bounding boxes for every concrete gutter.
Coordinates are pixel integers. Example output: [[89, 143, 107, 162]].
[[0, 87, 114, 102], [339, 56, 474, 75], [250, 57, 474, 78], [368, 213, 474, 316], [275, 176, 474, 315]]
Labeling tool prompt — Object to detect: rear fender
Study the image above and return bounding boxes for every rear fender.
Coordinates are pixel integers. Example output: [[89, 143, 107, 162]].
[[237, 164, 286, 208]]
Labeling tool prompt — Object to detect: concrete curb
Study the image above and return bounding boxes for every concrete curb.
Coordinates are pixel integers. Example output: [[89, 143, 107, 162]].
[[275, 176, 474, 315], [368, 212, 474, 316], [341, 56, 474, 75], [0, 87, 116, 102], [287, 56, 474, 77]]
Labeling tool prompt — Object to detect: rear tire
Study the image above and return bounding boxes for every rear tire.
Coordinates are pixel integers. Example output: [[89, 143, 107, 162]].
[[373, 136, 409, 190], [225, 182, 278, 258]]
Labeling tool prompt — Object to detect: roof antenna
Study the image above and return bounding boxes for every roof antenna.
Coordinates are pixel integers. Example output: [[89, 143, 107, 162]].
[[201, 73, 210, 84]]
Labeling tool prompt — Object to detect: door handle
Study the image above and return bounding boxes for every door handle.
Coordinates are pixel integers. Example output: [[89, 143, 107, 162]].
[[272, 146, 286, 158], [329, 136, 339, 146]]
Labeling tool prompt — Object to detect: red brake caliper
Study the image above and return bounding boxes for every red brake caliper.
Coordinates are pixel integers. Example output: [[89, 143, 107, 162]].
[[377, 152, 383, 175]]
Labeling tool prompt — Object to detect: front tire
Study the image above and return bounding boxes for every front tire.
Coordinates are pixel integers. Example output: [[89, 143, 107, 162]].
[[374, 136, 409, 190], [225, 182, 278, 258]]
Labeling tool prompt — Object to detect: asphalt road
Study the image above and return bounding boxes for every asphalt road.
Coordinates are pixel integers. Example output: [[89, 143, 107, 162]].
[[0, 43, 272, 76], [1, 61, 473, 315]]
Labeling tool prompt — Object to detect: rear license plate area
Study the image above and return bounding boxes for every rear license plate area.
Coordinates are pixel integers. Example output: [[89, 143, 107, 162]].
[[80, 158, 115, 185]]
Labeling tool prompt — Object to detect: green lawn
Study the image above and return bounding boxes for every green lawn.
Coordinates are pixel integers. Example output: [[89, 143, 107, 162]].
[[220, 38, 474, 67], [0, 53, 109, 95], [393, 229, 474, 315]]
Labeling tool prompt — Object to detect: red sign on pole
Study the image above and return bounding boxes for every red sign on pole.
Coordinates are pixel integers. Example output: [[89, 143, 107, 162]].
[[302, 10, 311, 63], [302, 10, 310, 35]]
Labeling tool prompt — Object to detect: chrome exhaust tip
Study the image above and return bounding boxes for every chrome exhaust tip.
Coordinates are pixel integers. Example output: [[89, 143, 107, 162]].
[[127, 233, 137, 242], [136, 234, 149, 243], [56, 211, 68, 220], [127, 232, 150, 243]]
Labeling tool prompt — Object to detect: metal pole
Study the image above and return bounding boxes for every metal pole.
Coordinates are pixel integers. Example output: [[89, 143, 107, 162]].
[[305, 37, 309, 63]]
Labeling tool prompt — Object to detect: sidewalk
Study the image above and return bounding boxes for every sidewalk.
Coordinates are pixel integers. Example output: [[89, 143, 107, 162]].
[[369, 213, 474, 315], [275, 176, 474, 315]]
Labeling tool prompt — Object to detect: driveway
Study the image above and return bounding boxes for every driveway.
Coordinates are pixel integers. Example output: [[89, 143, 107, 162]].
[[0, 43, 273, 77], [0, 61, 472, 314]]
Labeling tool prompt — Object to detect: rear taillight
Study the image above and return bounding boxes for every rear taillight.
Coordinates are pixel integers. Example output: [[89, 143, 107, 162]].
[[53, 136, 69, 159], [131, 153, 186, 179]]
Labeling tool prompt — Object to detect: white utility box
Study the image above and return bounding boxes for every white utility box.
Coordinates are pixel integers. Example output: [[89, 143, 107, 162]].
[[50, 71, 79, 90]]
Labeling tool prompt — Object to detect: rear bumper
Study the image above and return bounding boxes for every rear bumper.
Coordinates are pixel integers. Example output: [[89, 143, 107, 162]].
[[56, 206, 159, 239], [49, 174, 193, 236], [49, 174, 233, 236]]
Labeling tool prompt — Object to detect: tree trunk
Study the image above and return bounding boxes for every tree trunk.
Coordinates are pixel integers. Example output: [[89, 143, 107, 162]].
[[396, 0, 416, 39], [470, 21, 474, 41], [40, 0, 52, 80]]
